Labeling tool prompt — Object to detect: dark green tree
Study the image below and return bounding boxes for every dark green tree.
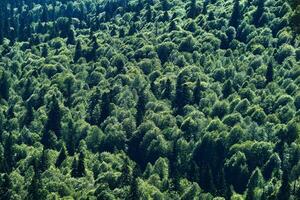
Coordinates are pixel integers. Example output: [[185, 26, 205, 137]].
[[162, 78, 172, 99], [187, 0, 200, 18], [0, 71, 10, 101], [193, 79, 202, 105], [265, 61, 274, 84], [44, 96, 62, 138], [74, 41, 82, 62], [0, 173, 12, 199], [229, 0, 241, 28], [253, 0, 265, 27], [55, 145, 67, 168], [136, 91, 147, 126], [77, 151, 86, 177], [222, 79, 234, 98]]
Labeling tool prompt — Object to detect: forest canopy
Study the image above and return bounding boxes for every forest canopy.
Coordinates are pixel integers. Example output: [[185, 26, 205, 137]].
[[0, 0, 300, 199]]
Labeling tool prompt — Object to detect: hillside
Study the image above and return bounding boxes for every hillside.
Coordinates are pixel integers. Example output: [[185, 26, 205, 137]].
[[0, 0, 300, 199]]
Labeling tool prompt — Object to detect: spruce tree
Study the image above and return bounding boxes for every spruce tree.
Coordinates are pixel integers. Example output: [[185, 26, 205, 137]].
[[44, 96, 61, 138], [162, 79, 172, 99], [229, 0, 241, 28], [0, 173, 12, 199], [265, 61, 274, 84], [55, 145, 67, 168], [136, 91, 147, 126], [74, 41, 82, 62], [193, 79, 202, 105], [71, 157, 78, 178], [77, 151, 86, 177], [253, 0, 265, 27], [100, 91, 111, 124], [0, 72, 10, 101]]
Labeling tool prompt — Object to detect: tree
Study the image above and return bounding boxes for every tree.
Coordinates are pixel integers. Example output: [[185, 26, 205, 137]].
[[162, 78, 172, 99], [67, 29, 76, 45], [277, 169, 291, 200], [44, 96, 62, 138], [26, 170, 44, 200], [71, 152, 86, 178], [222, 80, 234, 98], [174, 74, 191, 115], [55, 145, 67, 168], [0, 71, 10, 101], [77, 151, 86, 177], [41, 44, 48, 58], [265, 61, 274, 84], [136, 91, 147, 126], [253, 0, 265, 27], [193, 79, 203, 105], [3, 134, 13, 173], [0, 173, 12, 199], [246, 168, 264, 200], [100, 91, 111, 125], [229, 0, 241, 28], [186, 0, 200, 18], [169, 20, 177, 32], [74, 41, 82, 62]]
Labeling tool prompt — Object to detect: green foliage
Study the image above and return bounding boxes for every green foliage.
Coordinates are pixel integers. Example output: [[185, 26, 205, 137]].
[[0, 0, 298, 199]]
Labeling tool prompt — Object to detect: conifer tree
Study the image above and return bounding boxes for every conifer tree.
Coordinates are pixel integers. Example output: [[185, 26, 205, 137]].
[[193, 79, 202, 105], [100, 91, 111, 124], [73, 41, 82, 62], [77, 151, 86, 177], [136, 91, 147, 126], [265, 61, 274, 84], [0, 72, 10, 101], [44, 96, 62, 138], [253, 0, 265, 27], [229, 0, 241, 28], [55, 145, 67, 168], [0, 173, 12, 199], [162, 79, 172, 99]]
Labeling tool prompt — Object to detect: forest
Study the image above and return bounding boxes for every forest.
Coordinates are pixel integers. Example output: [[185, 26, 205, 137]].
[[0, 0, 300, 199]]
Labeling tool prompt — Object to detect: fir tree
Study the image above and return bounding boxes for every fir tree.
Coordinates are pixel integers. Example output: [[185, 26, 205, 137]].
[[44, 96, 62, 138], [55, 145, 67, 168], [229, 0, 241, 28]]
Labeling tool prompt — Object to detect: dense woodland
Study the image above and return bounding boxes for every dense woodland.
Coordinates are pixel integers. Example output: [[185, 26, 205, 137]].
[[0, 0, 300, 199]]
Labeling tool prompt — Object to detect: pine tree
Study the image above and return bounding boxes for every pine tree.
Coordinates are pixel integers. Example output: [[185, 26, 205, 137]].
[[71, 157, 78, 178], [41, 44, 48, 58], [253, 0, 265, 27], [74, 41, 82, 63], [119, 157, 132, 186], [39, 149, 50, 173], [77, 151, 86, 177], [55, 145, 67, 168], [246, 168, 264, 200], [67, 29, 75, 45], [162, 79, 172, 99], [44, 96, 61, 138], [0, 72, 10, 101], [26, 171, 43, 200], [0, 173, 12, 199], [3, 134, 13, 173], [169, 20, 177, 32], [22, 103, 34, 128], [100, 91, 111, 124], [277, 169, 291, 200], [65, 119, 76, 156], [229, 0, 241, 28], [193, 79, 202, 105], [265, 61, 274, 84], [222, 79, 234, 98], [136, 91, 147, 126], [187, 0, 200, 18], [174, 74, 191, 115]]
